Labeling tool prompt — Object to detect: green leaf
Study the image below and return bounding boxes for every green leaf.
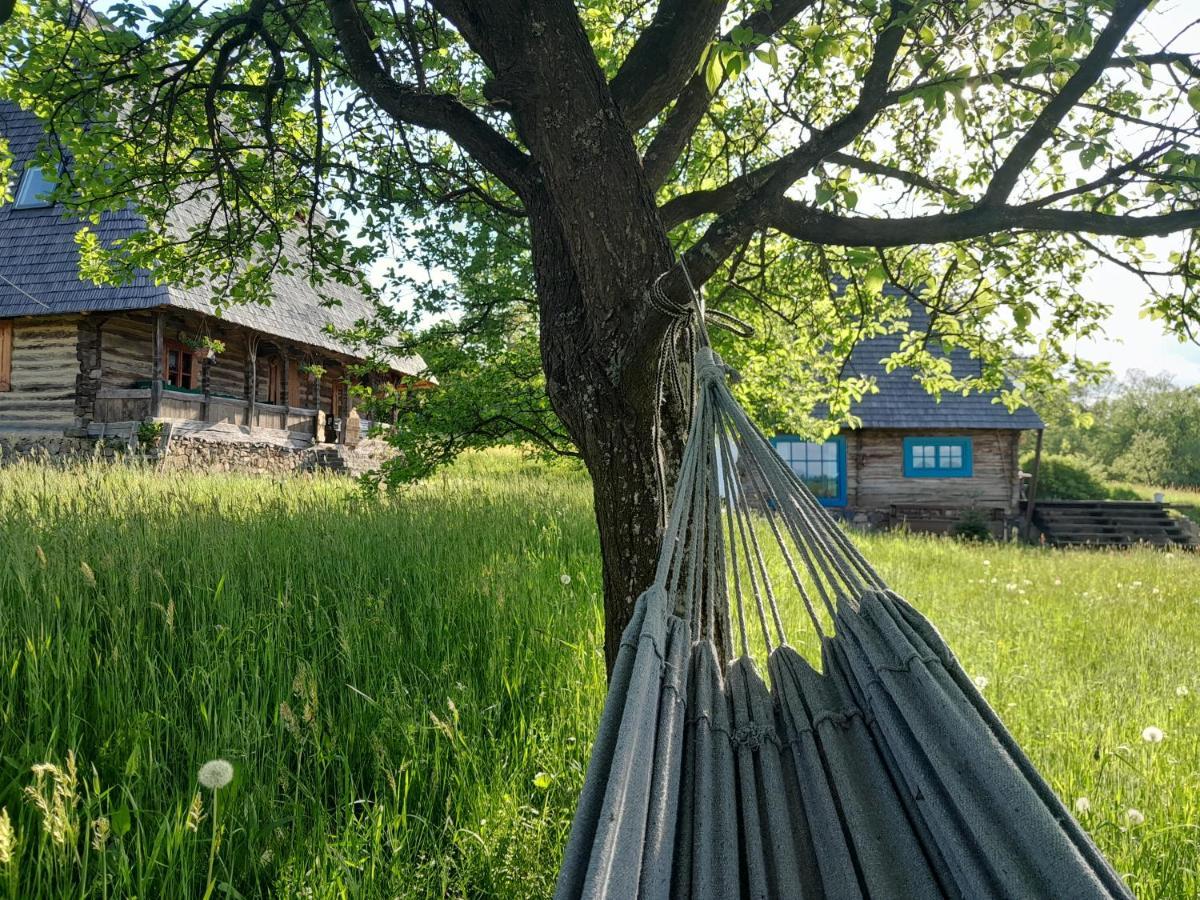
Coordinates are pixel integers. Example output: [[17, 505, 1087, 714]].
[[1188, 87, 1200, 115], [864, 266, 886, 295], [704, 49, 723, 95], [111, 806, 132, 837]]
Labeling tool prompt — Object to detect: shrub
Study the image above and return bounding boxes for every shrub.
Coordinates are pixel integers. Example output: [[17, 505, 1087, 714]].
[[1107, 485, 1143, 501], [1022, 452, 1111, 500], [952, 508, 993, 542]]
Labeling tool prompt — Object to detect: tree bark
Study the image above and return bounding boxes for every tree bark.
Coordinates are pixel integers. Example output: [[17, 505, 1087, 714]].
[[524, 188, 686, 675]]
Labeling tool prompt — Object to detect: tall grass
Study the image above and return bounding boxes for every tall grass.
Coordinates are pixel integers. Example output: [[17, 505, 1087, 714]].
[[0, 450, 1196, 897]]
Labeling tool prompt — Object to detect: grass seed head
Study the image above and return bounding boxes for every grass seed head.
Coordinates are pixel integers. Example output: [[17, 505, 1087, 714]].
[[0, 807, 15, 866], [90, 817, 110, 851], [186, 791, 205, 832], [24, 750, 79, 850]]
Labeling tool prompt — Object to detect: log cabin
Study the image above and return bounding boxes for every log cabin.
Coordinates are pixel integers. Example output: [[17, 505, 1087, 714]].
[[0, 102, 426, 473], [772, 298, 1044, 538]]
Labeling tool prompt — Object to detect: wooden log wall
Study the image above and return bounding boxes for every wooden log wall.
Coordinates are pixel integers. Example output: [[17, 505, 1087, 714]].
[[847, 428, 1021, 513], [0, 316, 81, 434], [93, 309, 352, 423]]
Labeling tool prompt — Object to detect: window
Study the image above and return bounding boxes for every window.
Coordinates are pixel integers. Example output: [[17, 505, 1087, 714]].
[[13, 165, 56, 209], [0, 320, 12, 391], [266, 358, 282, 404], [903, 436, 973, 478], [772, 436, 847, 506], [163, 340, 196, 389]]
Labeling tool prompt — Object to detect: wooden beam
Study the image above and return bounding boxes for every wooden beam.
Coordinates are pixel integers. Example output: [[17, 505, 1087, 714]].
[[246, 332, 259, 434], [150, 311, 164, 417], [1024, 428, 1045, 543]]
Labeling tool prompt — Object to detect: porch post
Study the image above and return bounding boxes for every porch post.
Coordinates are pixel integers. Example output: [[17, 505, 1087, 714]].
[[150, 311, 164, 418], [245, 332, 259, 433], [281, 350, 291, 412], [1024, 428, 1045, 542]]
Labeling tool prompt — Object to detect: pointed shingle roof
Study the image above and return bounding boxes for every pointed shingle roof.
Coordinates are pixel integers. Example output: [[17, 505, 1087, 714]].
[[0, 102, 425, 376], [836, 282, 1043, 430]]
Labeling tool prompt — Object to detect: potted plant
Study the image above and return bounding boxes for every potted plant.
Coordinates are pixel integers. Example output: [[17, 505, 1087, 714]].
[[183, 335, 225, 362]]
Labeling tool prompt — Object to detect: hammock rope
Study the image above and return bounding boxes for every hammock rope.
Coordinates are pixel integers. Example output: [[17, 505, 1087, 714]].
[[555, 279, 1133, 899]]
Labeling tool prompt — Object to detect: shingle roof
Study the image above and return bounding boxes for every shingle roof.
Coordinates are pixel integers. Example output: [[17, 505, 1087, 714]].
[[835, 282, 1043, 430], [0, 102, 425, 376]]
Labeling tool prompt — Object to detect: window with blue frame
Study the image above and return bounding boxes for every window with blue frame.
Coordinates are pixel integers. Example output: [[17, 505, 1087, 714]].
[[903, 436, 973, 478], [771, 435, 847, 506]]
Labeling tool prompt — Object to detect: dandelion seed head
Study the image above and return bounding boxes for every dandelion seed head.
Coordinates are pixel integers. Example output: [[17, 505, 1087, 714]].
[[198, 759, 234, 790], [973, 675, 989, 691], [1124, 808, 1145, 826], [1073, 796, 1090, 815], [1141, 726, 1165, 743], [560, 573, 571, 585], [1176, 685, 1189, 697]]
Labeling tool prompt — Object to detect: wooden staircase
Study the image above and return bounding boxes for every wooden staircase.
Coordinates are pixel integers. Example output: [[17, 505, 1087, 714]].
[[1030, 500, 1199, 549]]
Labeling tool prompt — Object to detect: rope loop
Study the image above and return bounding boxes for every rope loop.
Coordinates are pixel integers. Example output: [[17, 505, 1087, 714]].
[[651, 260, 757, 342]]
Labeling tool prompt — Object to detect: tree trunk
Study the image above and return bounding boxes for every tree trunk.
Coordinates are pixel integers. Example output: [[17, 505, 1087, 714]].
[[526, 191, 687, 675], [461, 2, 697, 674]]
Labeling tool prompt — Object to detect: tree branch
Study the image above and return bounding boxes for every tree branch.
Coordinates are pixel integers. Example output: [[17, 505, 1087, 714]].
[[682, 0, 912, 283], [768, 198, 1200, 246], [641, 0, 818, 188], [325, 0, 531, 194], [658, 149, 959, 230], [887, 49, 1200, 103], [608, 0, 727, 132], [981, 0, 1152, 205]]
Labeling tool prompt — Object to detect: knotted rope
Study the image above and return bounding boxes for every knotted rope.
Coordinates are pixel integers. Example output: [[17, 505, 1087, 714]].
[[647, 259, 885, 665]]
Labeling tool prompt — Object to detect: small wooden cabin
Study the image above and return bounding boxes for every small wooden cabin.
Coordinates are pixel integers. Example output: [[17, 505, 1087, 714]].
[[0, 102, 425, 462], [772, 309, 1043, 538]]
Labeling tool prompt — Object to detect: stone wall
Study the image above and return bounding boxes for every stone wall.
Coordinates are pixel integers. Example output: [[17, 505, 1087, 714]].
[[156, 436, 312, 475], [0, 432, 395, 477], [0, 434, 95, 462]]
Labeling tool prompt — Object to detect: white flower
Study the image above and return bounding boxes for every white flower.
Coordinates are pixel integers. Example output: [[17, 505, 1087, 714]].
[[981, 559, 991, 567], [973, 675, 989, 691], [1053, 578, 1062, 586], [1141, 726, 1165, 744], [1176, 686, 1190, 697], [198, 759, 234, 791], [1124, 808, 1145, 826], [1073, 797, 1091, 815], [559, 574, 571, 586]]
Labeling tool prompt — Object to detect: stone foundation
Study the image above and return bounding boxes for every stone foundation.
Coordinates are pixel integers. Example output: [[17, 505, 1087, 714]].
[[0, 431, 394, 477]]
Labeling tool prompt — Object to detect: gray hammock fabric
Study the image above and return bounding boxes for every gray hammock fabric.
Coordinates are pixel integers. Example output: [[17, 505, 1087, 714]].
[[555, 345, 1132, 900]]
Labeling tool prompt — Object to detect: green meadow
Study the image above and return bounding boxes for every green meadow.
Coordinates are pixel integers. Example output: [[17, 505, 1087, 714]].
[[0, 450, 1196, 898]]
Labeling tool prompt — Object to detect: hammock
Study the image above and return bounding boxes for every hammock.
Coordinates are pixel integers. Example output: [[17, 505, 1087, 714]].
[[555, 342, 1132, 899]]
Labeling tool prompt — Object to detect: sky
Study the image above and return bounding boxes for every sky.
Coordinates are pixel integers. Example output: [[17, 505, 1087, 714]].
[[1063, 2, 1200, 385], [1081, 256, 1200, 386]]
